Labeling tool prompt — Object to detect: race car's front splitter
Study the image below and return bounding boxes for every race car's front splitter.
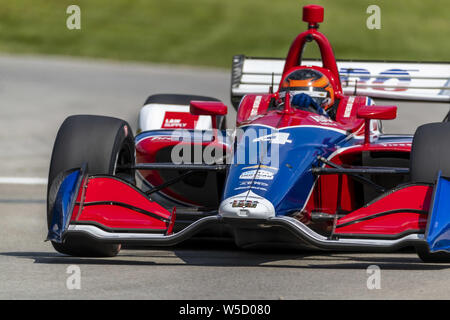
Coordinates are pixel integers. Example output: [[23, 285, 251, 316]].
[[65, 214, 425, 252]]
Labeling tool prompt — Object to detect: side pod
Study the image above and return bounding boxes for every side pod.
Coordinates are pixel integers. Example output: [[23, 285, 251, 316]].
[[426, 172, 450, 253]]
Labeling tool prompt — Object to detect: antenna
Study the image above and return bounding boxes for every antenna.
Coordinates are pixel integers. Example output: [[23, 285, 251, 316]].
[[269, 72, 274, 94], [283, 79, 293, 113]]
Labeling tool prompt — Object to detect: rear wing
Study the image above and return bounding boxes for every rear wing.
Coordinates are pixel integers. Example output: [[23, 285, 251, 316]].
[[230, 55, 450, 108]]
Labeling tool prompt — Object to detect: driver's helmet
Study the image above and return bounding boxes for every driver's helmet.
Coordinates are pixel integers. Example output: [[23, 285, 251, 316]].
[[279, 68, 334, 111]]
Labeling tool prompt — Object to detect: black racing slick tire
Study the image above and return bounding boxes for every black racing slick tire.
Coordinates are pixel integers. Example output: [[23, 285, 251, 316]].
[[47, 115, 135, 257], [411, 122, 450, 262], [416, 245, 450, 263], [410, 122, 450, 184]]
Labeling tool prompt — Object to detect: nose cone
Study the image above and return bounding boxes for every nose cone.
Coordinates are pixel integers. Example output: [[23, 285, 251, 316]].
[[219, 191, 275, 219]]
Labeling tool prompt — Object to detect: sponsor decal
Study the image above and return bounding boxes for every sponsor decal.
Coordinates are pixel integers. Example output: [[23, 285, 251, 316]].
[[239, 181, 269, 187], [149, 136, 175, 141], [242, 165, 278, 172], [231, 200, 258, 208], [235, 180, 269, 191], [239, 169, 274, 180], [253, 132, 292, 144], [234, 186, 251, 191], [339, 67, 413, 93], [343, 96, 355, 118], [372, 69, 413, 92], [378, 142, 411, 147], [251, 186, 268, 191], [250, 95, 262, 116], [162, 111, 199, 129], [164, 119, 185, 128], [252, 181, 269, 187], [310, 115, 338, 125]]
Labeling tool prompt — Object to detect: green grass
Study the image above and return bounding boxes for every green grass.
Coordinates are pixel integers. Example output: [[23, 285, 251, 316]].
[[0, 0, 449, 68]]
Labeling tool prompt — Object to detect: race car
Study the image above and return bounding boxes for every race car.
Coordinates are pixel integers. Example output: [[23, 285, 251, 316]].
[[46, 4, 450, 262]]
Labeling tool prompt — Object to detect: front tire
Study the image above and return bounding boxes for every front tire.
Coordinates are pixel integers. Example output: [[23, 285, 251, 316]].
[[411, 122, 450, 262], [416, 246, 450, 263], [410, 122, 450, 183], [47, 115, 135, 257]]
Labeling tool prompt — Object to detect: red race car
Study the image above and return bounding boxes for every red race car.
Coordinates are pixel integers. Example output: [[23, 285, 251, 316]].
[[46, 5, 450, 262]]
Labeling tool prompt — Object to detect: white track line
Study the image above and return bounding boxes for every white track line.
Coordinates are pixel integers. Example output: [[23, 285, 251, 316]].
[[0, 177, 47, 185]]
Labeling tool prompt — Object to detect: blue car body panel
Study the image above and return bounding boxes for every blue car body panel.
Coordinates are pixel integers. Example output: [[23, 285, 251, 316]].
[[46, 169, 82, 243], [223, 125, 348, 216], [426, 172, 450, 253]]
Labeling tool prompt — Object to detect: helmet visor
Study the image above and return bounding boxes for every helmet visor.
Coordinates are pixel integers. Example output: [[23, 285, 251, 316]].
[[280, 88, 328, 107]]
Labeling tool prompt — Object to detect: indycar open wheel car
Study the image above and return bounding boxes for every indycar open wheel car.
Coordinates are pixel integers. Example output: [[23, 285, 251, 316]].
[[46, 4, 450, 261]]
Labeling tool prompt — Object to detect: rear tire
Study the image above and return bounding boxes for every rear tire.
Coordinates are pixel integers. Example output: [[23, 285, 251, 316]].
[[411, 122, 450, 262], [47, 115, 135, 257]]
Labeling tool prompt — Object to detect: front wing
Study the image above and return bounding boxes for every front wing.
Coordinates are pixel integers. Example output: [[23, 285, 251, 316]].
[[47, 168, 450, 253]]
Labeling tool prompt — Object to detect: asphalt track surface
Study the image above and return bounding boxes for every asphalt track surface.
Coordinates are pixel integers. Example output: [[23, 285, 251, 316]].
[[0, 55, 449, 300]]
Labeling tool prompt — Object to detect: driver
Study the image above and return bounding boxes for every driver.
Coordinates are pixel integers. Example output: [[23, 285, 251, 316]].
[[279, 68, 336, 118]]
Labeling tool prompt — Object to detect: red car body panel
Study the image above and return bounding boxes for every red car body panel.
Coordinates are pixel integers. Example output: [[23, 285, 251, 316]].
[[72, 176, 172, 231]]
